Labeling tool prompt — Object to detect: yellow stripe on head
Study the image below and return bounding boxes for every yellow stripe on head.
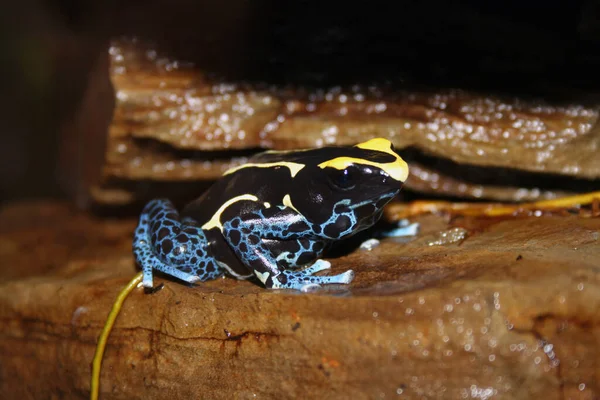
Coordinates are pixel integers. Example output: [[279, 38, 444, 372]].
[[318, 138, 409, 182], [224, 161, 305, 177]]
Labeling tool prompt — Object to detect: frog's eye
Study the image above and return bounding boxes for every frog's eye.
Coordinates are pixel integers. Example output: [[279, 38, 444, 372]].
[[329, 166, 359, 190]]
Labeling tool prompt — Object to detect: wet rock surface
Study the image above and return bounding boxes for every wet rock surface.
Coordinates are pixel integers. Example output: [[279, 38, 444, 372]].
[[96, 39, 600, 206], [1, 201, 598, 399]]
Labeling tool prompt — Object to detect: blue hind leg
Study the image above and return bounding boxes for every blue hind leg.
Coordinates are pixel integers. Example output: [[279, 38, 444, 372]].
[[133, 199, 223, 288]]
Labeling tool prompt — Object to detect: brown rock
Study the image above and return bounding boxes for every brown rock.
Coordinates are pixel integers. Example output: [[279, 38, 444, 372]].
[[109, 38, 279, 151], [405, 161, 574, 202], [97, 39, 600, 206], [1, 201, 599, 399], [269, 92, 600, 179]]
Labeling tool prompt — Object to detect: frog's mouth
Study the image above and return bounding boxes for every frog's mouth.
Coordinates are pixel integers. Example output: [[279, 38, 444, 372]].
[[349, 189, 399, 227], [374, 190, 400, 208], [347, 189, 398, 211]]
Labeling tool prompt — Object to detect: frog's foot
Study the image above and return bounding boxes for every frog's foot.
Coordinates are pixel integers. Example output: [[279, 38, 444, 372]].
[[135, 245, 202, 289], [381, 219, 420, 238], [270, 259, 355, 290]]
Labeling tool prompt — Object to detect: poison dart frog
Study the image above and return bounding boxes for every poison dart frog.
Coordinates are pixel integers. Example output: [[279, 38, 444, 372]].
[[133, 138, 409, 291]]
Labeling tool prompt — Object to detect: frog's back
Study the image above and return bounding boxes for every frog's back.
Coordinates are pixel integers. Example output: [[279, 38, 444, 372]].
[[181, 140, 402, 225], [180, 163, 294, 225]]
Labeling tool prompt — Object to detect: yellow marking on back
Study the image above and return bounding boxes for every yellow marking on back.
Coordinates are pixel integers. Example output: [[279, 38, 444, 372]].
[[282, 194, 299, 212], [202, 194, 258, 231], [224, 161, 305, 177], [318, 138, 409, 182]]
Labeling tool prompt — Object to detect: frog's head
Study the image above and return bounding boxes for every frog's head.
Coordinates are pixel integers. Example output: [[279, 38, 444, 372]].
[[288, 138, 409, 239]]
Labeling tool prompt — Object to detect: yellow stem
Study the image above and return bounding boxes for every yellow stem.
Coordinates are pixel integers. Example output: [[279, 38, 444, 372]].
[[90, 272, 144, 400], [483, 191, 600, 216], [389, 191, 600, 219]]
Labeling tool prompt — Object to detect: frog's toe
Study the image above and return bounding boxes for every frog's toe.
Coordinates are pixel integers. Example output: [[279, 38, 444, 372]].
[[382, 220, 420, 238], [333, 269, 355, 284], [303, 259, 331, 274], [184, 274, 202, 285], [317, 269, 354, 285], [271, 267, 354, 290]]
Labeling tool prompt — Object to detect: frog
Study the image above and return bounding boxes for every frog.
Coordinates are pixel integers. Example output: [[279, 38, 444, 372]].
[[132, 138, 409, 291]]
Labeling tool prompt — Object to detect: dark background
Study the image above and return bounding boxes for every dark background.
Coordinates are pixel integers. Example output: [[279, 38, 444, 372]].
[[1, 0, 598, 204]]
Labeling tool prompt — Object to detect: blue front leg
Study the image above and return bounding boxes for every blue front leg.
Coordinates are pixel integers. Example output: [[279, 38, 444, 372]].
[[222, 206, 354, 290], [133, 199, 223, 288]]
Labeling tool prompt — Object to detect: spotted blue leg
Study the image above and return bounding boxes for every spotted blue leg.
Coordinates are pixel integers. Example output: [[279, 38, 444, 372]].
[[133, 199, 223, 288], [222, 206, 354, 290]]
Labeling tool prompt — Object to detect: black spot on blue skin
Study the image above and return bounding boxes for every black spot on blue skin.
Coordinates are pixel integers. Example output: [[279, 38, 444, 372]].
[[163, 220, 174, 226], [334, 203, 348, 213], [248, 235, 260, 245], [176, 234, 188, 243], [335, 215, 352, 231], [190, 257, 198, 264], [323, 224, 339, 238], [289, 221, 310, 233], [313, 225, 322, 234], [190, 237, 199, 245], [165, 212, 178, 220], [241, 227, 251, 234], [149, 208, 161, 219], [296, 252, 314, 265], [206, 263, 215, 273], [277, 274, 288, 284], [231, 219, 240, 228], [158, 228, 170, 240], [161, 239, 173, 254], [137, 228, 145, 234], [238, 242, 248, 253], [229, 230, 241, 246], [285, 242, 301, 253], [196, 249, 204, 256]]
